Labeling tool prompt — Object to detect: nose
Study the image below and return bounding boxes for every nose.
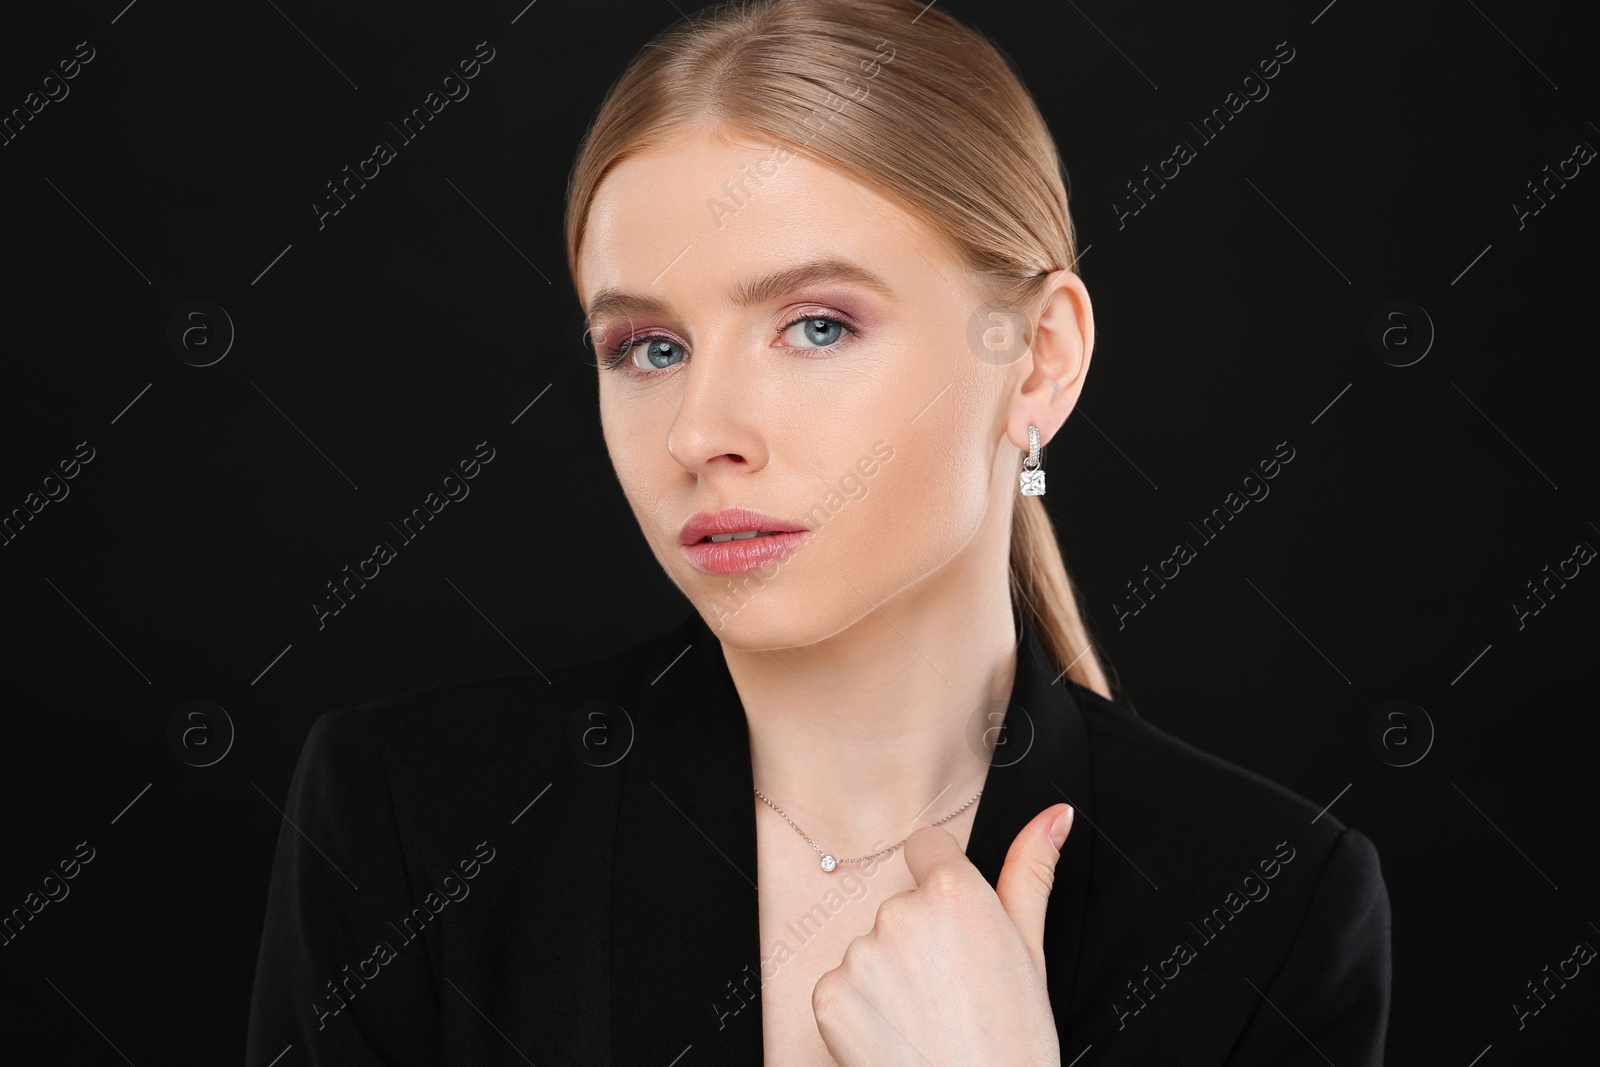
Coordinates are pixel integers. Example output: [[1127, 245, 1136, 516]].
[[664, 336, 768, 479]]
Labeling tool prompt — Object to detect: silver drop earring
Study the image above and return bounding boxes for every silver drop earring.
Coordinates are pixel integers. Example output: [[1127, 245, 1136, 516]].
[[1020, 424, 1046, 496]]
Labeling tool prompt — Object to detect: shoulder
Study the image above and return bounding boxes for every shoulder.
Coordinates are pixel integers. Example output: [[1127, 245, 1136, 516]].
[[1056, 683, 1392, 1057], [298, 622, 680, 796], [250, 626, 685, 1063], [1065, 678, 1371, 859], [363, 624, 667, 722], [1061, 679, 1389, 971]]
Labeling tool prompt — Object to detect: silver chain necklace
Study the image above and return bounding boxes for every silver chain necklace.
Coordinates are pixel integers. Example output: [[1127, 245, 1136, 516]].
[[753, 786, 983, 873]]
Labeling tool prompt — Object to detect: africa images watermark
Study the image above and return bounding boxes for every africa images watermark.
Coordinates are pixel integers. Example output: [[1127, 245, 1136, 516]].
[[1510, 534, 1593, 631], [1110, 839, 1299, 1030], [703, 439, 895, 630], [706, 38, 896, 230], [313, 40, 497, 230], [0, 39, 96, 149], [708, 708, 1027, 1031], [1511, 931, 1594, 1031], [710, 835, 901, 1032], [1, 440, 96, 548], [1113, 39, 1298, 230], [313, 440, 497, 629], [310, 839, 497, 1031], [1112, 440, 1297, 629], [1511, 135, 1594, 231], [1, 840, 96, 949]]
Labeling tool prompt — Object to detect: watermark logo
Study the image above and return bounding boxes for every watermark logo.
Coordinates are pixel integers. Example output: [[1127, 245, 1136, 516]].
[[167, 700, 235, 767], [167, 300, 235, 367], [566, 699, 635, 768], [1366, 699, 1433, 768], [965, 697, 1036, 768], [965, 301, 1033, 366], [1366, 300, 1433, 367]]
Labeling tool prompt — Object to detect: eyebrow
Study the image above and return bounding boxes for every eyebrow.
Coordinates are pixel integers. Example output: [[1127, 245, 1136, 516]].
[[584, 258, 896, 329]]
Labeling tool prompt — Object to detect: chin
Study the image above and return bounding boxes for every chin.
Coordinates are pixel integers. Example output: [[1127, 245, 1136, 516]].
[[690, 586, 829, 650]]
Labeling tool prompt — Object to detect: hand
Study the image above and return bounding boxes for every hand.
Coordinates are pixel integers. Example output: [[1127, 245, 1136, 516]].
[[811, 803, 1075, 1066]]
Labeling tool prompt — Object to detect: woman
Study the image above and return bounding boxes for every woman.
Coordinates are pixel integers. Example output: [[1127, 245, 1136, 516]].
[[246, 0, 1391, 1063]]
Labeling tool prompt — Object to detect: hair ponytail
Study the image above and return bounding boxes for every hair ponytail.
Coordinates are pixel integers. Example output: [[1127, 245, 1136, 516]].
[[1011, 494, 1116, 702]]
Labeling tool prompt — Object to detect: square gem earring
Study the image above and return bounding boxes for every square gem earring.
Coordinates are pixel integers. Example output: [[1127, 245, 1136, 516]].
[[1020, 425, 1045, 496]]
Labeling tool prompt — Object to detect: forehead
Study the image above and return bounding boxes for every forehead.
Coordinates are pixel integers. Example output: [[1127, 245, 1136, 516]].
[[577, 131, 955, 313]]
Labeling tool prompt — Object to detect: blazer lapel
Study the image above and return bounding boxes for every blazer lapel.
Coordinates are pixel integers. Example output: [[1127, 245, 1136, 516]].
[[964, 603, 1097, 1027], [609, 612, 766, 1064]]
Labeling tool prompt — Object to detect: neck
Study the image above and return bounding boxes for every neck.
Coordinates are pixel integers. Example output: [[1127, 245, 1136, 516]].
[[727, 557, 1019, 861]]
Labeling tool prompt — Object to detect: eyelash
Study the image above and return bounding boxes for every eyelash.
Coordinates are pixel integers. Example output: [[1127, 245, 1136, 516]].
[[597, 313, 860, 377]]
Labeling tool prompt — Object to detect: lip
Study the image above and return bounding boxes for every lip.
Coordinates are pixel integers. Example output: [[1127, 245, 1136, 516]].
[[679, 507, 808, 546], [679, 507, 814, 576]]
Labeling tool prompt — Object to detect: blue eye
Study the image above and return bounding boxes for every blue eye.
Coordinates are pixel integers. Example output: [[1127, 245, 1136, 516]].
[[602, 337, 685, 372], [783, 316, 847, 348], [599, 313, 858, 378]]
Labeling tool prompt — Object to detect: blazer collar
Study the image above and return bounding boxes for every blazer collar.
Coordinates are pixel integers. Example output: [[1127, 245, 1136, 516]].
[[608, 599, 1095, 1062]]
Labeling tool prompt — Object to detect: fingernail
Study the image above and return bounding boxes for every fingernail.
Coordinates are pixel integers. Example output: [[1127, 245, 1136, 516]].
[[1049, 806, 1072, 850]]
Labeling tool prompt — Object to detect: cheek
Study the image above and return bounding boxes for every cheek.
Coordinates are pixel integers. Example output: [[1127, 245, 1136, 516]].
[[844, 409, 993, 573], [599, 392, 664, 514], [801, 340, 997, 575]]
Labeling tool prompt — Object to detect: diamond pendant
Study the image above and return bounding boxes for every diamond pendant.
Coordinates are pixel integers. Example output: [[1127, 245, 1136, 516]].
[[819, 854, 837, 872], [1020, 469, 1045, 496]]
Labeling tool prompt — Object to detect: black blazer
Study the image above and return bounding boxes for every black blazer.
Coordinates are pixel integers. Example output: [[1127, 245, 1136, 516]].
[[246, 603, 1392, 1065]]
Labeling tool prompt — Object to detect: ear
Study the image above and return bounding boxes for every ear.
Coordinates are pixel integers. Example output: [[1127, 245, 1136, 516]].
[[1006, 269, 1093, 455]]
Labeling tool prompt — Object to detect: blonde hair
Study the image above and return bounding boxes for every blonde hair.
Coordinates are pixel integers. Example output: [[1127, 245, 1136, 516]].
[[564, 0, 1119, 702]]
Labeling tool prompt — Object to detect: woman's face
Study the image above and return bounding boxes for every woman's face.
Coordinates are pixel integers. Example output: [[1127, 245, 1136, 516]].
[[577, 129, 1075, 649]]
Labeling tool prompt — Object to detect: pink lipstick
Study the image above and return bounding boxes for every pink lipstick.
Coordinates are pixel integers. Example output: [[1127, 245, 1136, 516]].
[[679, 507, 814, 575]]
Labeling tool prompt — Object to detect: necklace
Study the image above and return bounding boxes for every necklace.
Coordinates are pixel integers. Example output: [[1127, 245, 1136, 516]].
[[753, 786, 984, 873]]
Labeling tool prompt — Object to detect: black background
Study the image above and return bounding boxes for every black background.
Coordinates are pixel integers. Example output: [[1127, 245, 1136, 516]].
[[1, 0, 1595, 1062]]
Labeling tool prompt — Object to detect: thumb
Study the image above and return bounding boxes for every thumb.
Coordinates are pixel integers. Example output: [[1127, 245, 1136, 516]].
[[995, 803, 1073, 975]]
